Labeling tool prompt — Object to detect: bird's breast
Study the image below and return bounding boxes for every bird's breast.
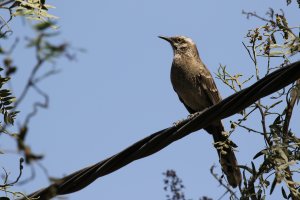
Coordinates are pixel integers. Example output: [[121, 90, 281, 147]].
[[170, 61, 211, 112]]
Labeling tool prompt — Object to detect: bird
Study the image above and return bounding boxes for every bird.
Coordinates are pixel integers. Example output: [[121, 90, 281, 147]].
[[159, 35, 242, 188]]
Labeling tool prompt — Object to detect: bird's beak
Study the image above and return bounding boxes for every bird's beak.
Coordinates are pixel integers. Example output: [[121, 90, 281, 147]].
[[158, 36, 172, 44]]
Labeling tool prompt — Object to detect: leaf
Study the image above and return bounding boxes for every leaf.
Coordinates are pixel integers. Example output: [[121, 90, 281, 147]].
[[274, 115, 281, 124], [4, 111, 8, 124], [34, 21, 53, 31], [253, 149, 267, 159], [251, 162, 256, 177], [278, 149, 288, 163], [44, 4, 56, 9], [270, 177, 277, 195], [4, 106, 14, 110], [0, 89, 12, 97], [3, 100, 13, 106], [2, 96, 16, 102], [281, 187, 288, 199], [3, 111, 17, 125], [242, 170, 247, 187], [257, 189, 262, 199]]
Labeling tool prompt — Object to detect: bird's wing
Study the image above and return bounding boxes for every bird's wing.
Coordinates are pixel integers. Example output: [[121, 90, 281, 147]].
[[172, 64, 222, 114], [177, 95, 195, 113], [196, 64, 222, 105]]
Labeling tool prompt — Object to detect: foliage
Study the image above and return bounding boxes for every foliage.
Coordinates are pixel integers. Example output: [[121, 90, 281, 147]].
[[164, 5, 300, 200], [215, 8, 300, 200], [286, 0, 300, 8], [0, 69, 18, 126], [12, 0, 58, 22], [163, 170, 213, 200], [0, 0, 73, 199]]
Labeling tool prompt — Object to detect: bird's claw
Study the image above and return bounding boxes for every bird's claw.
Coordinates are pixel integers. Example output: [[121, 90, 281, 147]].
[[187, 113, 199, 119], [173, 119, 186, 127]]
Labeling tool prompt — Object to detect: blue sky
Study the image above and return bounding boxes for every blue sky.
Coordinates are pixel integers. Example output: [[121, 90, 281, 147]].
[[2, 0, 300, 199]]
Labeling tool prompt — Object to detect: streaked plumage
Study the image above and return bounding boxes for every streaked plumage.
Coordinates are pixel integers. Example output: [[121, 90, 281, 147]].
[[159, 35, 242, 188]]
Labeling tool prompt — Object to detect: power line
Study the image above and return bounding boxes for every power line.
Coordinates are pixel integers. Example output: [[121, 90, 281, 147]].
[[21, 61, 300, 200]]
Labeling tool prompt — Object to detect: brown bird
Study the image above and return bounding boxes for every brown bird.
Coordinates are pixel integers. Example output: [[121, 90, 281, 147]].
[[159, 35, 242, 188]]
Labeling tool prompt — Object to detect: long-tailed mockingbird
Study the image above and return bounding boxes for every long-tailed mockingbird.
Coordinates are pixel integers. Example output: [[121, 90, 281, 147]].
[[159, 35, 242, 188]]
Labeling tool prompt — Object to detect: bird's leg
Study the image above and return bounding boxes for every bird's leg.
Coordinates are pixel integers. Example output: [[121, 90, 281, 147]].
[[187, 108, 208, 119], [187, 112, 199, 119], [173, 109, 207, 127], [173, 118, 186, 127]]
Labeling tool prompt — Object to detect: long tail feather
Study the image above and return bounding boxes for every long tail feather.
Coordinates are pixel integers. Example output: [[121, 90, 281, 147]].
[[205, 123, 242, 188]]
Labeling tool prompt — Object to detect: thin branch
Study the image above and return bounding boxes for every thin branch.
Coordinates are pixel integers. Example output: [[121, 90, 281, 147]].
[[242, 42, 255, 64], [13, 59, 44, 109], [256, 102, 272, 146], [281, 80, 300, 200], [235, 123, 264, 134], [0, 0, 14, 7], [23, 83, 49, 126], [33, 68, 61, 84], [0, 158, 24, 187], [282, 80, 300, 135], [229, 105, 258, 135], [0, 7, 13, 37], [210, 166, 238, 200], [242, 10, 273, 23]]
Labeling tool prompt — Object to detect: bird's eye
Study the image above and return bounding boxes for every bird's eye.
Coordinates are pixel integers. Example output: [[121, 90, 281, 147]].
[[180, 46, 188, 51]]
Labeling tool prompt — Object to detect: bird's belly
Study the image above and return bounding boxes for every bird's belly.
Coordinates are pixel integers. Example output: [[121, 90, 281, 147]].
[[172, 78, 211, 112], [181, 87, 210, 111]]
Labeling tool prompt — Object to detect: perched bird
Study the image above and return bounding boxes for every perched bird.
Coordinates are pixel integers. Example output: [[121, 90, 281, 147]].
[[159, 35, 242, 188]]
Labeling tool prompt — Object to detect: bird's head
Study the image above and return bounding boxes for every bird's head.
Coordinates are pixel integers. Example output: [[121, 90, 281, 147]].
[[158, 35, 199, 57]]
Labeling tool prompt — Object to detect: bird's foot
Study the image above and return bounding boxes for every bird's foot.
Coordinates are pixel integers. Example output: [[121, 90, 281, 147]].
[[187, 113, 199, 119], [173, 118, 186, 127], [187, 108, 208, 119]]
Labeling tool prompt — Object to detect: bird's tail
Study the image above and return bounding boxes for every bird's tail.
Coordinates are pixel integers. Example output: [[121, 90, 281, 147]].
[[205, 123, 242, 188]]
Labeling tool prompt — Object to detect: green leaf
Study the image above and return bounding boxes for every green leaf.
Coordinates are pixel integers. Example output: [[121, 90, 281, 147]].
[[274, 115, 282, 124], [2, 96, 16, 102], [251, 162, 256, 177], [257, 189, 262, 199], [3, 100, 12, 106], [278, 148, 289, 163], [253, 149, 267, 159], [270, 177, 277, 195], [0, 89, 12, 96], [4, 106, 14, 110], [34, 21, 54, 31], [281, 187, 288, 199], [242, 170, 247, 187], [3, 111, 17, 125]]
